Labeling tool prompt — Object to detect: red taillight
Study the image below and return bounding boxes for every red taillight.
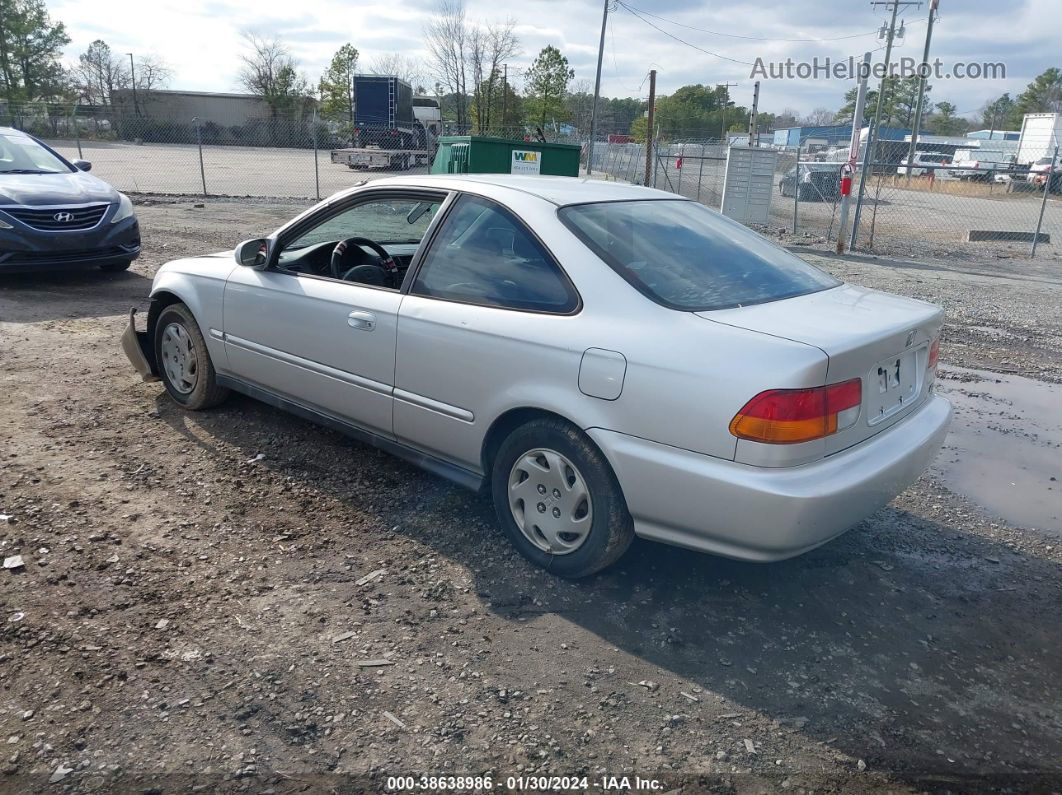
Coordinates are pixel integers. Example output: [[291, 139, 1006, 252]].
[[928, 338, 940, 371], [729, 379, 862, 444]]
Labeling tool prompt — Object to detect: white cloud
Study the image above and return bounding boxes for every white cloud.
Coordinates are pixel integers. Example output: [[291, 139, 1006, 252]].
[[49, 0, 1056, 118]]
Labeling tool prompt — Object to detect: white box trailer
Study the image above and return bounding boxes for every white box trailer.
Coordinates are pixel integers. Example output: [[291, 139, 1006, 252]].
[[1017, 113, 1062, 166]]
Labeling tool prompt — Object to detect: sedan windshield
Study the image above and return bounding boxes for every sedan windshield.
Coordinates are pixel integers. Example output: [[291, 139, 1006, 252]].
[[0, 133, 71, 174], [558, 199, 839, 311]]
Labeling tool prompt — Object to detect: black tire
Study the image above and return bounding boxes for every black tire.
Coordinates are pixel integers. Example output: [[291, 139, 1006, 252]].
[[99, 259, 132, 272], [154, 303, 229, 410], [490, 418, 634, 578]]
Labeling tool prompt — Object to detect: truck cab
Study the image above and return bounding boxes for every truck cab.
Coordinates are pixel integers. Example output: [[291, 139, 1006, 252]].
[[413, 97, 443, 139]]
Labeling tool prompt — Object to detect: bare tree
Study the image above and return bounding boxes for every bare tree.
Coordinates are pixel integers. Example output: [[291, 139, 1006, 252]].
[[801, 106, 837, 126], [74, 39, 128, 105], [134, 54, 172, 94], [369, 52, 429, 93], [424, 0, 469, 128], [236, 32, 309, 118], [470, 18, 518, 131], [425, 2, 519, 132]]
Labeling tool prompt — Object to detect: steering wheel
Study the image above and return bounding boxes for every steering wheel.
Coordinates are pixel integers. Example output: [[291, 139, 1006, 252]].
[[330, 236, 399, 284]]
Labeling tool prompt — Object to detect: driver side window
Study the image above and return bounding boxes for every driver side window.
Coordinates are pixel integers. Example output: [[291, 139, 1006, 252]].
[[276, 194, 442, 287]]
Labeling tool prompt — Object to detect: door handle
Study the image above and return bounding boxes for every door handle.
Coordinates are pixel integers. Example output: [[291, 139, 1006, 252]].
[[347, 310, 376, 331]]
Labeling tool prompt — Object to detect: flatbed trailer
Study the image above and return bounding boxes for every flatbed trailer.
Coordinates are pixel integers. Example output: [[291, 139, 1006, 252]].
[[330, 146, 431, 171]]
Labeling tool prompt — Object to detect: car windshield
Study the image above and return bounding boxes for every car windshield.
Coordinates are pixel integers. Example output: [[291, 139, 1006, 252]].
[[0, 133, 71, 174], [558, 199, 840, 311]]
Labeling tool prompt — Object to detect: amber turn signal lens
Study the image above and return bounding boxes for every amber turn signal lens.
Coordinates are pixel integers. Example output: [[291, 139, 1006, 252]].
[[729, 379, 862, 445]]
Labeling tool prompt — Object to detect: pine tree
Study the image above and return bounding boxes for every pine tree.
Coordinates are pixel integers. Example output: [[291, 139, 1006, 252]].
[[524, 46, 574, 128], [319, 44, 359, 125], [0, 0, 70, 101]]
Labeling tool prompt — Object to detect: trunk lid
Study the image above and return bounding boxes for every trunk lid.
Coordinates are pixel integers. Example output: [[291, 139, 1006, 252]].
[[698, 284, 943, 454]]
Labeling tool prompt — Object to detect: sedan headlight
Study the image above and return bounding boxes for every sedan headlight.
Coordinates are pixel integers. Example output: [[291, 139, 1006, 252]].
[[0, 215, 12, 229], [111, 193, 135, 224]]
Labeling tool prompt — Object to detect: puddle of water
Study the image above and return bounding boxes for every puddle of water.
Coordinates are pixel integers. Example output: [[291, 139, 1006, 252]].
[[933, 366, 1062, 535]]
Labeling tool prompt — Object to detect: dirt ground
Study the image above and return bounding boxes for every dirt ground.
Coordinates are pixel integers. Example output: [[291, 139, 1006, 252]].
[[1, 198, 1061, 794]]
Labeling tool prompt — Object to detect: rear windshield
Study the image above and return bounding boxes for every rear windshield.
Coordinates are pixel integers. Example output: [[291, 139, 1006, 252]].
[[558, 199, 839, 311]]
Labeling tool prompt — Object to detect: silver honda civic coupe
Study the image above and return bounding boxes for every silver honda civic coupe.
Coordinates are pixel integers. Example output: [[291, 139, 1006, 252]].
[[123, 175, 951, 577]]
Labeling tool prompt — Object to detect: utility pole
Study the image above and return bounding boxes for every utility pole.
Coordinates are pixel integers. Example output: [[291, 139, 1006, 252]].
[[644, 69, 656, 187], [127, 53, 139, 116], [586, 0, 610, 175], [837, 52, 872, 253], [502, 64, 508, 129], [747, 80, 760, 145], [718, 82, 737, 143], [904, 0, 939, 182], [1031, 144, 1059, 258], [852, 0, 920, 249]]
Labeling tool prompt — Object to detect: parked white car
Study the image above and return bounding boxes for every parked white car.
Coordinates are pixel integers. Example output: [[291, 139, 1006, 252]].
[[1026, 156, 1057, 186], [123, 175, 951, 577], [897, 151, 952, 177]]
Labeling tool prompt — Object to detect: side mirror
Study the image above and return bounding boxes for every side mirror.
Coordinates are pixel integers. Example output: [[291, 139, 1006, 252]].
[[235, 238, 268, 268], [72, 159, 92, 171]]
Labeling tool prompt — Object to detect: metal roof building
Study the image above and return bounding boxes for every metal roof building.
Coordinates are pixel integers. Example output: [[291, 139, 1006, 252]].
[[772, 124, 912, 148]]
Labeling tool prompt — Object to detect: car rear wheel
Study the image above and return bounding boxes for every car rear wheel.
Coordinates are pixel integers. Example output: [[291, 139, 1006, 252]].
[[100, 260, 132, 272], [491, 418, 634, 578], [154, 303, 229, 410]]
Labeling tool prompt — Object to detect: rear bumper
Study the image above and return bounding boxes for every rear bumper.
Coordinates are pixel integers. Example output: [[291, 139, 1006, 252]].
[[121, 308, 159, 382], [589, 394, 952, 562]]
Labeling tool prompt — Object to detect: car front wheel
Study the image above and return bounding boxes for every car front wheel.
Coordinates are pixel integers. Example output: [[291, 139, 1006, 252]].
[[154, 303, 229, 410], [491, 418, 634, 578]]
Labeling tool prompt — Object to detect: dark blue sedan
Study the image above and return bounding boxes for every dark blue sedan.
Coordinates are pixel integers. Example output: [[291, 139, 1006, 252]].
[[0, 127, 140, 274]]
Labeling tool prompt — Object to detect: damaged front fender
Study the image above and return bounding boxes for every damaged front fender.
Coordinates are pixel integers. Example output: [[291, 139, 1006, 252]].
[[121, 307, 159, 382]]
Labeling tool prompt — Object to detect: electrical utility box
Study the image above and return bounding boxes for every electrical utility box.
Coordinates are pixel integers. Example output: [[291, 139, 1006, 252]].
[[431, 136, 580, 177], [720, 146, 778, 225]]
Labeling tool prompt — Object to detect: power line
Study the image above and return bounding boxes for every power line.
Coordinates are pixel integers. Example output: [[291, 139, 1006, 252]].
[[617, 1, 895, 68], [616, 2, 756, 65], [620, 1, 887, 42]]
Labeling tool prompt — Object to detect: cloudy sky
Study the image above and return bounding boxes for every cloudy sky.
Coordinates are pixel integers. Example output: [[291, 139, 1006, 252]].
[[49, 0, 1056, 121]]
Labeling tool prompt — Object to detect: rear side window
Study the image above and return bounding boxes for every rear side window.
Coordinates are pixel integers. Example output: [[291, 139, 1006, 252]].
[[413, 195, 578, 313], [558, 199, 839, 311]]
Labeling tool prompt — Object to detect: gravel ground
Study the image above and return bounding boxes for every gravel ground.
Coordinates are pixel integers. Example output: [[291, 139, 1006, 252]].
[[42, 137, 1062, 265], [1, 198, 1060, 794]]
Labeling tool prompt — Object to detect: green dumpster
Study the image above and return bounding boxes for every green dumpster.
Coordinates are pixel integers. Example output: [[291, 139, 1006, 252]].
[[431, 136, 581, 177]]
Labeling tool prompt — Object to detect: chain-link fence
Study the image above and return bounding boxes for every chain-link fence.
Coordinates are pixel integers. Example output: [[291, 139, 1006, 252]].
[[1, 102, 589, 200], [4, 100, 1060, 261], [590, 130, 1062, 262], [849, 147, 1062, 261]]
